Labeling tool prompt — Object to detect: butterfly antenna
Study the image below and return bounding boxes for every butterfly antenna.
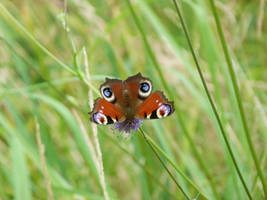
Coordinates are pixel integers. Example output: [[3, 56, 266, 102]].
[[139, 127, 190, 200]]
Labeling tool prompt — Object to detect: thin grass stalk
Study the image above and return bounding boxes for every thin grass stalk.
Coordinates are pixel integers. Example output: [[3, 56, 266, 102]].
[[175, 110, 220, 199], [84, 49, 110, 200], [63, 0, 77, 54], [125, 0, 219, 198], [141, 129, 209, 200], [60, 9, 109, 198], [0, 3, 99, 95], [0, 3, 74, 74], [35, 118, 54, 200], [171, 0, 252, 199], [139, 128, 190, 200], [252, 151, 267, 197], [72, 109, 98, 167], [101, 131, 179, 200], [208, 0, 267, 197], [124, 0, 172, 96], [256, 0, 265, 38]]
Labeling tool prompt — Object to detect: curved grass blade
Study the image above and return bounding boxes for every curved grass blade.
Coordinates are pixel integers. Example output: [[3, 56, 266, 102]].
[[208, 0, 267, 197], [139, 128, 191, 200], [0, 3, 99, 95], [0, 3, 74, 74], [29, 94, 101, 186], [0, 112, 72, 190], [139, 128, 209, 199], [170, 0, 252, 199], [101, 130, 179, 199], [11, 136, 32, 200]]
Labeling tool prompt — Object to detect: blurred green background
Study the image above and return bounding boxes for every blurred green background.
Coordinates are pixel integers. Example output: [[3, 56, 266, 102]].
[[0, 0, 266, 199]]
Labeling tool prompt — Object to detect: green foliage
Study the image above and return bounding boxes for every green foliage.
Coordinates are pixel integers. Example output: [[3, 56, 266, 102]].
[[0, 0, 266, 199]]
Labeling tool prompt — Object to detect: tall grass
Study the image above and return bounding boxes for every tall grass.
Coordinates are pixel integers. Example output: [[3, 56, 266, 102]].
[[0, 0, 266, 199]]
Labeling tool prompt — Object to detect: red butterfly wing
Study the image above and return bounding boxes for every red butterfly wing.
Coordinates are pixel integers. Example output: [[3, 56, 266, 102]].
[[89, 98, 125, 125], [137, 91, 174, 120]]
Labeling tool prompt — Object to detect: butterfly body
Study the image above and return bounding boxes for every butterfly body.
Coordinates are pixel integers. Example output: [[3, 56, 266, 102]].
[[89, 73, 174, 132]]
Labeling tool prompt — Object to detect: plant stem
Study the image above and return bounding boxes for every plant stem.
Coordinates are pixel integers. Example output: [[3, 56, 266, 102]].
[[102, 130, 179, 199], [142, 129, 209, 199], [171, 0, 252, 199], [208, 0, 267, 197], [139, 128, 190, 200], [124, 0, 172, 97]]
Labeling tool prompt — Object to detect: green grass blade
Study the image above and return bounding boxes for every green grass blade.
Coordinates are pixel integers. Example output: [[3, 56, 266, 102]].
[[104, 131, 178, 199], [139, 129, 209, 199], [10, 136, 32, 200], [133, 136, 152, 200], [28, 93, 101, 185], [0, 3, 74, 74], [0, 3, 99, 95], [124, 0, 172, 97], [170, 0, 252, 199], [0, 105, 73, 191], [208, 0, 267, 197], [139, 128, 191, 199]]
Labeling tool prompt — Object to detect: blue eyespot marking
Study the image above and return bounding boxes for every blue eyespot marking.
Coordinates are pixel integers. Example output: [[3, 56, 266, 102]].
[[140, 82, 150, 92], [103, 88, 112, 98]]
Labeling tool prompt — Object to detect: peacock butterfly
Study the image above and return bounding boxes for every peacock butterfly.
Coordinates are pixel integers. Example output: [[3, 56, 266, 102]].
[[89, 73, 175, 133]]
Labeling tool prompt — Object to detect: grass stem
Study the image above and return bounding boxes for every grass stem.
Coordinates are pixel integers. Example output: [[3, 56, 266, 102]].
[[84, 49, 110, 200], [171, 0, 252, 199], [208, 0, 267, 197], [139, 128, 190, 200], [35, 118, 54, 200]]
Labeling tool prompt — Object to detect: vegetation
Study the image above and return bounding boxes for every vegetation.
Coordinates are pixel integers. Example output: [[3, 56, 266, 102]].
[[0, 0, 266, 199]]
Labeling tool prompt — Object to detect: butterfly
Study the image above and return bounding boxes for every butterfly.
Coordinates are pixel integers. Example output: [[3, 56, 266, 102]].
[[89, 73, 175, 133]]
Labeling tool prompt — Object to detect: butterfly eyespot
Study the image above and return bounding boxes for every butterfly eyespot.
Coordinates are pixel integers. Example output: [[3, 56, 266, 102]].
[[156, 104, 171, 118], [140, 82, 150, 92], [138, 80, 152, 98], [101, 86, 115, 102], [93, 112, 108, 125]]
